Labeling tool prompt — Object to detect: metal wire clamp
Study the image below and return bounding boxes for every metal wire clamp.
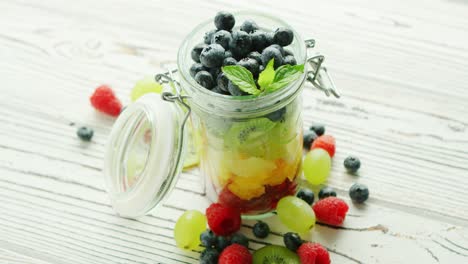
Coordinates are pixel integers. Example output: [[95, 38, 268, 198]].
[[304, 39, 340, 98], [154, 69, 192, 167]]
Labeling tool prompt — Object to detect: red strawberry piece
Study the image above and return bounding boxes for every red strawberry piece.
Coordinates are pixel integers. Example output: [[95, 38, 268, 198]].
[[298, 242, 331, 264], [90, 85, 122, 117], [218, 187, 273, 214], [269, 179, 297, 199], [218, 180, 297, 214], [313, 197, 349, 226], [219, 244, 252, 264], [311, 135, 336, 157], [266, 180, 297, 209], [218, 187, 245, 210], [206, 203, 241, 236], [244, 195, 274, 214]]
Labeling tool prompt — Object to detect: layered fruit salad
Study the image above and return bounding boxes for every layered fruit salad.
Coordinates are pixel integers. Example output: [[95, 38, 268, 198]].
[[188, 11, 305, 214], [196, 101, 303, 214]]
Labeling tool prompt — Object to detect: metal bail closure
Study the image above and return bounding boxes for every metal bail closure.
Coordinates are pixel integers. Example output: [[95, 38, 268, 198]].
[[103, 69, 189, 218], [304, 39, 340, 98]]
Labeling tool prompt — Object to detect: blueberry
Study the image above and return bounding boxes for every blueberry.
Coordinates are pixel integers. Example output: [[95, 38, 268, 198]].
[[269, 44, 285, 56], [303, 130, 317, 149], [217, 73, 229, 92], [251, 30, 269, 51], [227, 81, 245, 96], [261, 46, 283, 68], [211, 30, 232, 50], [284, 49, 293, 56], [265, 107, 286, 122], [224, 50, 232, 59], [310, 124, 325, 136], [204, 29, 217, 44], [215, 236, 231, 251], [211, 86, 227, 95], [349, 183, 369, 203], [230, 233, 249, 247], [283, 232, 303, 252], [259, 65, 265, 72], [296, 188, 314, 205], [283, 55, 297, 65], [200, 230, 217, 248], [195, 71, 214, 89], [223, 57, 237, 66], [209, 67, 221, 79], [214, 11, 235, 31], [77, 126, 93, 141], [240, 19, 259, 33], [229, 31, 252, 59], [238, 58, 259, 77], [344, 156, 361, 173], [273, 27, 294, 46], [265, 32, 274, 46], [200, 44, 225, 68], [190, 63, 206, 77], [318, 186, 337, 200], [200, 248, 219, 264], [252, 221, 270, 239], [191, 43, 207, 63], [247, 51, 262, 65]]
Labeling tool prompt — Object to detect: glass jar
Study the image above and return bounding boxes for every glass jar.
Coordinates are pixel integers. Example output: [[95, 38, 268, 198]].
[[103, 12, 338, 219]]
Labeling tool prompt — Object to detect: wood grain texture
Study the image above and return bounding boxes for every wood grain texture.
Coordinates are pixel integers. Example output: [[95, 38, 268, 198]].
[[0, 247, 52, 264], [0, 0, 468, 263]]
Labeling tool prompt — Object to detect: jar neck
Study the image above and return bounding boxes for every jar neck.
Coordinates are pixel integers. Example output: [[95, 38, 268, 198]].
[[181, 73, 305, 118]]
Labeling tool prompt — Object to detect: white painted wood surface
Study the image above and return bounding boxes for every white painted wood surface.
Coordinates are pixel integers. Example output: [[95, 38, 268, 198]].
[[1, 0, 467, 263]]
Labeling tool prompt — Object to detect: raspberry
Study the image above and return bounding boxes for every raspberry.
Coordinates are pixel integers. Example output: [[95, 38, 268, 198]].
[[311, 135, 336, 157], [206, 203, 241, 236], [312, 197, 348, 226], [297, 243, 316, 264], [218, 244, 252, 264], [298, 242, 331, 264], [90, 85, 122, 117], [314, 244, 331, 264]]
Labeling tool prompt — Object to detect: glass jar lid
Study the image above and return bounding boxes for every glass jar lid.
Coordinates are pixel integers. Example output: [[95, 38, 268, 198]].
[[103, 92, 187, 218]]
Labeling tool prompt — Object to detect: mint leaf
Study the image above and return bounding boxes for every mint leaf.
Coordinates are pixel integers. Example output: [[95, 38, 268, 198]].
[[258, 59, 275, 91], [266, 64, 304, 92], [274, 64, 304, 82], [222, 66, 260, 95]]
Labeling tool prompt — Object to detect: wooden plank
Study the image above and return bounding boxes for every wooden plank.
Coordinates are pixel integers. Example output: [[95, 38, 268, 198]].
[[1, 0, 468, 262], [0, 246, 54, 264]]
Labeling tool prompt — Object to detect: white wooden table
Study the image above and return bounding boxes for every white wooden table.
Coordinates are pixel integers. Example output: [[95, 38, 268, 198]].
[[1, 0, 467, 263]]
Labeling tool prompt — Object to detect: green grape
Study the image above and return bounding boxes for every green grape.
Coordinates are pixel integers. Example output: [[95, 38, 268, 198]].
[[276, 196, 316, 234], [303, 148, 331, 185], [131, 76, 163, 101], [174, 210, 207, 250]]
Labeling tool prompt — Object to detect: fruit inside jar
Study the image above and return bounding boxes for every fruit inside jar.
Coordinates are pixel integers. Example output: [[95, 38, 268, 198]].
[[195, 97, 303, 215], [177, 11, 309, 217]]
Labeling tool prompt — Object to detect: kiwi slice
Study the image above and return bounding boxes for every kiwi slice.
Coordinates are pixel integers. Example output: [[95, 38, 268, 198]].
[[253, 245, 300, 264], [224, 118, 276, 148]]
